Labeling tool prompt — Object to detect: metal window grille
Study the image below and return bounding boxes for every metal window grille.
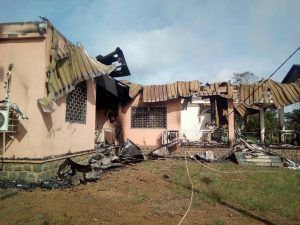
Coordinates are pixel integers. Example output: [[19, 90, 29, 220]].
[[131, 107, 167, 128], [65, 82, 87, 124]]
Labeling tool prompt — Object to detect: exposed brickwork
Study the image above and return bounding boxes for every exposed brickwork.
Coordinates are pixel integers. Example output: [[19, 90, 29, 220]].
[[0, 152, 95, 183], [272, 148, 300, 163]]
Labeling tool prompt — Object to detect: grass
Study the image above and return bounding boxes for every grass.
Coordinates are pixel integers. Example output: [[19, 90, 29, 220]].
[[140, 160, 300, 221], [121, 187, 148, 204], [207, 220, 227, 225]]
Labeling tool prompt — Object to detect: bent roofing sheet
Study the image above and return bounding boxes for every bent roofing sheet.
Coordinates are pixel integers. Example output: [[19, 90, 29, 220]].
[[239, 79, 300, 109], [143, 80, 201, 102], [38, 30, 115, 109], [199, 82, 235, 99], [119, 80, 143, 98], [234, 102, 260, 117]]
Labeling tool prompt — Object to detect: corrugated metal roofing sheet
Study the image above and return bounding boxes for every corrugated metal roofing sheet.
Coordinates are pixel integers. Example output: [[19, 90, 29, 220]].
[[234, 103, 260, 117], [38, 30, 115, 111], [119, 80, 143, 98], [199, 82, 235, 99], [120, 79, 300, 110], [239, 79, 300, 109], [143, 80, 201, 102]]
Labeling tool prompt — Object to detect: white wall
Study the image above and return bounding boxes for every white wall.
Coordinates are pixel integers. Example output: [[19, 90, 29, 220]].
[[181, 103, 211, 141]]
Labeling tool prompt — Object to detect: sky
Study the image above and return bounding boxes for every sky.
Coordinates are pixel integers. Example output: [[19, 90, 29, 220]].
[[1, 0, 300, 86]]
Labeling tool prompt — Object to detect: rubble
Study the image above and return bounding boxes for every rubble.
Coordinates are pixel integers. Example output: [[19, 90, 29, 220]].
[[181, 134, 228, 148], [149, 146, 170, 158], [232, 136, 299, 169], [2, 135, 298, 191], [0, 178, 73, 191], [56, 140, 144, 184], [0, 140, 145, 190], [119, 139, 144, 163], [268, 143, 299, 148], [194, 150, 215, 162]]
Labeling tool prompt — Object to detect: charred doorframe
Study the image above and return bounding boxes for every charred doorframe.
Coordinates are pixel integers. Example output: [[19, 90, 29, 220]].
[[208, 95, 235, 146], [95, 47, 131, 145], [95, 75, 129, 115], [95, 75, 129, 144]]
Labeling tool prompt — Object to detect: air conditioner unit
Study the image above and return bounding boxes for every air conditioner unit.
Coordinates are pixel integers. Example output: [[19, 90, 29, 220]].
[[0, 110, 9, 132], [162, 130, 179, 145]]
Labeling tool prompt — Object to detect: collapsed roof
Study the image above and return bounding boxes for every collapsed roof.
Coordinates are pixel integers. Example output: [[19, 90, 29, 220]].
[[120, 77, 300, 121], [236, 79, 300, 117], [0, 21, 132, 113], [1, 21, 299, 115], [37, 24, 119, 112], [120, 80, 236, 102]]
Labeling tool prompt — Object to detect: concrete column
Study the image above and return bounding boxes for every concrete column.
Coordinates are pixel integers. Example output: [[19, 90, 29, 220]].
[[278, 107, 285, 143], [227, 99, 235, 146], [260, 109, 265, 143]]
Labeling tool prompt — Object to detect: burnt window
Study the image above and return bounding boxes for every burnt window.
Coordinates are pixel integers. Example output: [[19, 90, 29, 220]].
[[65, 82, 87, 124], [131, 107, 167, 128]]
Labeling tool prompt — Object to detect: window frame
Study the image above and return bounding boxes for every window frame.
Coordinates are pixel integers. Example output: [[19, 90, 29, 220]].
[[65, 81, 87, 124], [130, 106, 167, 129]]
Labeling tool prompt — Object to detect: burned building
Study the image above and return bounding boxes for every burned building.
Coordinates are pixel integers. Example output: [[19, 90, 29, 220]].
[[0, 21, 130, 182]]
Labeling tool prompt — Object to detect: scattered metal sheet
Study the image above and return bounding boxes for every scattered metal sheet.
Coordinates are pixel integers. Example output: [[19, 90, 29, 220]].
[[195, 150, 215, 162], [150, 146, 170, 157], [232, 136, 300, 168], [57, 158, 92, 180], [119, 139, 144, 162]]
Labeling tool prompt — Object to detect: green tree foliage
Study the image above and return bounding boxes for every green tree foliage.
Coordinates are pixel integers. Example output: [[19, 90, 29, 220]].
[[285, 108, 300, 131], [243, 109, 277, 132], [264, 109, 277, 130], [244, 113, 259, 132], [231, 71, 258, 85]]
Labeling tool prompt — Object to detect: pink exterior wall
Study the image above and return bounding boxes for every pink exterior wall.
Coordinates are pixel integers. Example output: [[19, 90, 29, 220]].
[[0, 38, 47, 158], [0, 27, 97, 158], [39, 79, 96, 157], [119, 94, 181, 147]]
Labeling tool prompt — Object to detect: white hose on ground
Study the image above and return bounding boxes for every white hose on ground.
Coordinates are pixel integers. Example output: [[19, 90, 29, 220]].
[[177, 149, 194, 225]]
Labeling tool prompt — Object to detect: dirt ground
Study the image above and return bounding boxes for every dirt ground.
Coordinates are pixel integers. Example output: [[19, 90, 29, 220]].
[[0, 160, 298, 225]]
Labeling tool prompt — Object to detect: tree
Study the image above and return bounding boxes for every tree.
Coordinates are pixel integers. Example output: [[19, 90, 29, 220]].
[[264, 109, 277, 130], [231, 71, 258, 85], [285, 108, 300, 131], [243, 109, 277, 132], [233, 71, 259, 130]]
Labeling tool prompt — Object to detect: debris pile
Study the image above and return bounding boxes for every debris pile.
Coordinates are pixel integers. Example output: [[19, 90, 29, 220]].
[[194, 150, 215, 162], [0, 140, 144, 190], [0, 179, 73, 191], [119, 140, 145, 163], [181, 133, 228, 148], [58, 139, 144, 184], [233, 137, 299, 169], [149, 146, 170, 158]]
